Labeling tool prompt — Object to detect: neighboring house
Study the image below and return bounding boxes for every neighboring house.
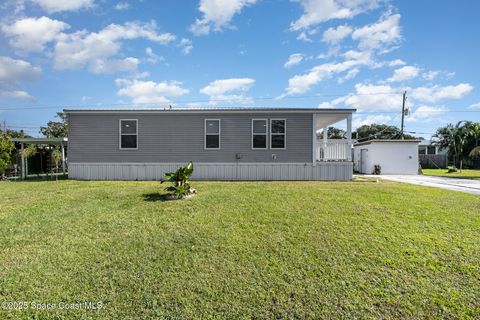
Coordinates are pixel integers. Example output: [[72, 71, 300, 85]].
[[353, 140, 421, 175], [64, 108, 355, 181], [418, 140, 447, 156], [418, 139, 448, 169]]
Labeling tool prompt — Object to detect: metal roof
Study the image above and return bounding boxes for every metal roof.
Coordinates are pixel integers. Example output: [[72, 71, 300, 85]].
[[354, 139, 422, 147], [11, 137, 67, 145], [64, 107, 356, 114]]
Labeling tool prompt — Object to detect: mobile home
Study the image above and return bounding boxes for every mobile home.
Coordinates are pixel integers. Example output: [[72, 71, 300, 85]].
[[65, 108, 355, 181]]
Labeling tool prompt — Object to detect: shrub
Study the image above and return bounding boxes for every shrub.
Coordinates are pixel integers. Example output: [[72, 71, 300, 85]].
[[372, 165, 381, 175], [161, 161, 196, 198]]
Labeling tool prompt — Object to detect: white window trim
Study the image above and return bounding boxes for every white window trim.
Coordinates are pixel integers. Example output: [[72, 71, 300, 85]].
[[119, 119, 138, 150], [252, 118, 268, 150], [270, 118, 286, 150], [204, 119, 221, 150]]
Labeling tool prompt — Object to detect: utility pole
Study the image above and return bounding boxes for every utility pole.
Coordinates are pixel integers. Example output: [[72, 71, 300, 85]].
[[400, 90, 407, 139]]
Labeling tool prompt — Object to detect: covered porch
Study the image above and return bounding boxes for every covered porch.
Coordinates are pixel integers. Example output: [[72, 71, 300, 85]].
[[312, 111, 353, 162], [12, 137, 68, 180]]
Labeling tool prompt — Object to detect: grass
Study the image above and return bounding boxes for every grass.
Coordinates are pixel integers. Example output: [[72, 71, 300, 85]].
[[422, 168, 480, 180], [0, 180, 479, 319]]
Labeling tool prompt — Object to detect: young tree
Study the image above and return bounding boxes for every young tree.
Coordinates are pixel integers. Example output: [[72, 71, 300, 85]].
[[40, 112, 68, 138], [0, 134, 14, 179]]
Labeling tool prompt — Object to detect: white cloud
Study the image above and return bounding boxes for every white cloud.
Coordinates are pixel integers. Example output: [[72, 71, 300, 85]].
[[343, 83, 401, 111], [387, 59, 406, 67], [0, 56, 41, 100], [2, 16, 69, 53], [200, 78, 255, 103], [53, 21, 175, 73], [337, 68, 359, 83], [296, 28, 319, 42], [407, 105, 448, 122], [351, 11, 402, 51], [290, 0, 378, 31], [387, 65, 419, 82], [313, 82, 474, 114], [284, 53, 304, 68], [0, 56, 41, 82], [116, 78, 189, 103], [354, 114, 392, 128], [145, 47, 163, 64], [322, 24, 352, 44], [1, 90, 35, 101], [421, 70, 454, 81], [422, 70, 439, 81], [410, 83, 473, 103], [89, 57, 139, 74], [190, 0, 257, 35], [114, 2, 129, 10], [469, 102, 480, 110], [281, 51, 376, 97], [179, 38, 193, 55], [30, 0, 94, 13]]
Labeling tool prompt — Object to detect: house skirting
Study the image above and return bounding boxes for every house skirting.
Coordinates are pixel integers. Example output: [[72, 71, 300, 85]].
[[68, 162, 353, 181]]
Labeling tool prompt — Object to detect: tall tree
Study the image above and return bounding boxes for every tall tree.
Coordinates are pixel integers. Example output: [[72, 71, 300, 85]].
[[317, 127, 346, 139], [354, 124, 417, 141], [40, 112, 68, 138]]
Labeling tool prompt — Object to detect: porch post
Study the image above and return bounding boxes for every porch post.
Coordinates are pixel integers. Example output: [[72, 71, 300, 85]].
[[347, 114, 352, 161], [312, 114, 317, 165], [21, 143, 25, 180], [61, 142, 66, 174]]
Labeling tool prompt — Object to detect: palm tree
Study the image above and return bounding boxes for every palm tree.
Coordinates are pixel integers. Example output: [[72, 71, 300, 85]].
[[466, 122, 480, 158], [433, 121, 468, 168]]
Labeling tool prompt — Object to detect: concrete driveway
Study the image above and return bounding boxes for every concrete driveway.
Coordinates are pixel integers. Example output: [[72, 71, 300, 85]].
[[372, 175, 480, 195]]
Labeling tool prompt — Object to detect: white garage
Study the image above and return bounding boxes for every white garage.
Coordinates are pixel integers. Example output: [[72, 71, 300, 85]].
[[353, 140, 421, 175]]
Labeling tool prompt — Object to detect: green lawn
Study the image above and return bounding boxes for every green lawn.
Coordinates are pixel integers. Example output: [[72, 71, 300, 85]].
[[1, 180, 479, 319], [422, 168, 480, 180]]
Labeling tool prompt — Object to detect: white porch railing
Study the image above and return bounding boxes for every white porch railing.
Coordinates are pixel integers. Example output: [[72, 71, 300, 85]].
[[316, 139, 350, 161]]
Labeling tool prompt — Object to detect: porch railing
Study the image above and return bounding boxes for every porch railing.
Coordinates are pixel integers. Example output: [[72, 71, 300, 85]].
[[316, 140, 350, 161]]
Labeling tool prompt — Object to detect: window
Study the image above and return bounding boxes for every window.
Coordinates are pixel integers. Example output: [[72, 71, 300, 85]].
[[270, 119, 286, 149], [427, 146, 436, 155], [418, 146, 426, 155], [120, 119, 137, 149], [205, 119, 220, 149], [252, 119, 267, 149]]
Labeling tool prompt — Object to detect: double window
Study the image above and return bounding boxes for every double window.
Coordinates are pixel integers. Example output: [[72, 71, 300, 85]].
[[252, 119, 286, 149], [252, 119, 268, 149], [119, 119, 138, 149], [205, 119, 220, 149], [270, 119, 286, 149]]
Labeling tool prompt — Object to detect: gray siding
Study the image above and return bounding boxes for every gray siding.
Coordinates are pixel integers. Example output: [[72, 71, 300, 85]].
[[69, 162, 353, 181], [69, 113, 313, 163]]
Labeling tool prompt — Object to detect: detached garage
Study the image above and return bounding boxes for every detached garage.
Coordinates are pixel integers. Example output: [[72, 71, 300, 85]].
[[353, 140, 421, 175]]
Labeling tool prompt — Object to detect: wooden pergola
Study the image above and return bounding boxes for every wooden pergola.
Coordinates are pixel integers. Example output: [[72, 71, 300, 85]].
[[12, 137, 67, 180]]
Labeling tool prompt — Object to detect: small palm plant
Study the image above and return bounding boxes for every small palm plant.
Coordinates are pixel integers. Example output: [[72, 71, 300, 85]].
[[161, 161, 196, 198]]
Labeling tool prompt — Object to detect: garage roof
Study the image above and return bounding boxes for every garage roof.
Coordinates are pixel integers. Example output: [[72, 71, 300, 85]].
[[354, 139, 422, 147]]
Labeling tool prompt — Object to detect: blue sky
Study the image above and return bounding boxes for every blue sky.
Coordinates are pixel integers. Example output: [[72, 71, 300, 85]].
[[0, 0, 479, 137]]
